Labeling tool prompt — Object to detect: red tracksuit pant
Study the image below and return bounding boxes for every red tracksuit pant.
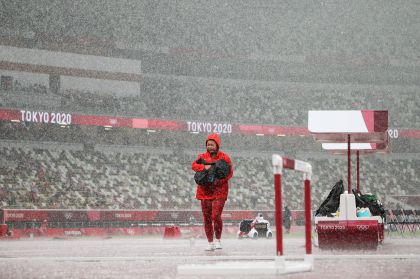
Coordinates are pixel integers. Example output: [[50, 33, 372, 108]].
[[200, 199, 226, 242]]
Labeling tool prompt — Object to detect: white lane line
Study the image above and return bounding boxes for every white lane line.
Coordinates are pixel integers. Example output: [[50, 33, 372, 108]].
[[1, 254, 419, 261]]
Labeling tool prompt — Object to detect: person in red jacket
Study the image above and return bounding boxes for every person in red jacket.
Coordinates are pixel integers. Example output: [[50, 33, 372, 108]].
[[192, 133, 233, 251]]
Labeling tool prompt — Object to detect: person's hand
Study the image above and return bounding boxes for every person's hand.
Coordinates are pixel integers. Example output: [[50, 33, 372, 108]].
[[195, 158, 206, 164]]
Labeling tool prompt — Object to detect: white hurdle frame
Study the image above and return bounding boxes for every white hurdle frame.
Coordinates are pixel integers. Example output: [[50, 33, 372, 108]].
[[272, 154, 313, 256]]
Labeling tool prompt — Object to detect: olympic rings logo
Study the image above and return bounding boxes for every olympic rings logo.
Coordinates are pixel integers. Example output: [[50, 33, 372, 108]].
[[356, 225, 369, 231]]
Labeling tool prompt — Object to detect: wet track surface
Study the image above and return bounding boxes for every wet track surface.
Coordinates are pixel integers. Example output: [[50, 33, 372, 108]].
[[1, 236, 419, 279]]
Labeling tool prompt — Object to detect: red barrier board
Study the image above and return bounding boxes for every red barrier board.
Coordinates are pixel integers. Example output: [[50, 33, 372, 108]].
[[317, 220, 379, 250]]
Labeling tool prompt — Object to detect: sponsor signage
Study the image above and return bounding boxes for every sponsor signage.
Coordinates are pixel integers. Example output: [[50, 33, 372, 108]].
[[0, 108, 419, 137], [20, 110, 72, 125], [2, 209, 276, 223], [187, 121, 233, 134]]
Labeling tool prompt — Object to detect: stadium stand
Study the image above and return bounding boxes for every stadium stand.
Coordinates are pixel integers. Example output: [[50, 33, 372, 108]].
[[2, 74, 419, 128], [1, 140, 419, 211]]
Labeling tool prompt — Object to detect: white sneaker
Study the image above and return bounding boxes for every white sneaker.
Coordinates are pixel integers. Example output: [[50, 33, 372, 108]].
[[205, 243, 215, 251], [214, 240, 222, 250]]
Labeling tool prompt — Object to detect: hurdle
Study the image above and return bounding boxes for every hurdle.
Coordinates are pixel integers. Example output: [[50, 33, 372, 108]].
[[177, 155, 313, 276]]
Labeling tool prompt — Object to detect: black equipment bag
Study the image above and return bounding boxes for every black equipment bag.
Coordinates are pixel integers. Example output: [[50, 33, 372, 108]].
[[194, 159, 230, 186], [213, 159, 231, 179], [352, 189, 386, 221], [315, 180, 344, 217], [194, 168, 215, 186]]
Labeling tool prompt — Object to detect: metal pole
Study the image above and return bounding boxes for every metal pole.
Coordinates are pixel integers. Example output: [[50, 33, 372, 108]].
[[274, 173, 283, 256], [357, 150, 360, 192], [304, 179, 312, 255], [347, 134, 351, 193]]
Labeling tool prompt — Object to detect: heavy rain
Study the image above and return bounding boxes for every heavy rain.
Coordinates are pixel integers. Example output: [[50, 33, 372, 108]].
[[0, 1, 419, 278]]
